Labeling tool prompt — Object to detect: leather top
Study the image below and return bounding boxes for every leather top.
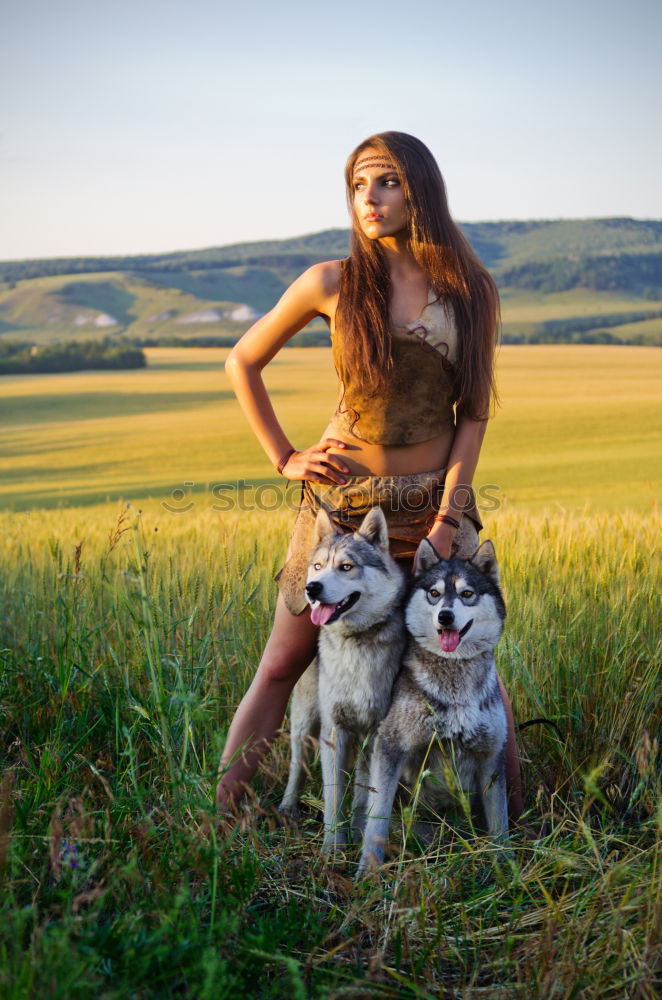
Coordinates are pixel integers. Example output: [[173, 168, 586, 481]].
[[330, 292, 458, 445]]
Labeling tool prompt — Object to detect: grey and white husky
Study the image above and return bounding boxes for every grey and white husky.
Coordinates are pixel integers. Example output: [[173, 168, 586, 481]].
[[279, 506, 407, 854], [357, 538, 509, 874]]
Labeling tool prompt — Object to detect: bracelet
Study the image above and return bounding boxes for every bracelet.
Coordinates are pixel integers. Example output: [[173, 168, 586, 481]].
[[276, 447, 297, 476], [434, 513, 461, 529]]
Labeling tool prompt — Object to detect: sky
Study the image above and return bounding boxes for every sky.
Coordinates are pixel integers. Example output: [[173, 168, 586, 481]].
[[1, 0, 660, 261]]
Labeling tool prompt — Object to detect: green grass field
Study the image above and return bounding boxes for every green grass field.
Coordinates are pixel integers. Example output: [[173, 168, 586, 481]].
[[1, 346, 660, 997]]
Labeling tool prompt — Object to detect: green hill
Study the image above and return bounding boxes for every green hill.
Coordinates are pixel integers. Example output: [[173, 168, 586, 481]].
[[1, 219, 661, 346]]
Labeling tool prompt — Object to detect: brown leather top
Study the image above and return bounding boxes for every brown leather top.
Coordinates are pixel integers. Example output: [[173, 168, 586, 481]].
[[330, 293, 458, 445]]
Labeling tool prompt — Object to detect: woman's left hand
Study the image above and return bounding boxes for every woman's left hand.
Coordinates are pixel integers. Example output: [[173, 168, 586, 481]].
[[425, 520, 458, 560]]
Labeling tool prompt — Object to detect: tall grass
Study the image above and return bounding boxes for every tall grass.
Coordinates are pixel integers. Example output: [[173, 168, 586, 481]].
[[0, 504, 660, 998]]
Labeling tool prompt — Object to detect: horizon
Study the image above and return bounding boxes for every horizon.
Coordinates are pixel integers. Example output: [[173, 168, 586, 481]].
[[1, 214, 661, 266]]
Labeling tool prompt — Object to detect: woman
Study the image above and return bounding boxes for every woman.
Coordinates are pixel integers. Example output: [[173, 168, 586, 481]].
[[217, 131, 523, 820]]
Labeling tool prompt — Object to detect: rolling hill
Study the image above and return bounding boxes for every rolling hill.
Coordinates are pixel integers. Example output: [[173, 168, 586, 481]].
[[1, 219, 661, 346]]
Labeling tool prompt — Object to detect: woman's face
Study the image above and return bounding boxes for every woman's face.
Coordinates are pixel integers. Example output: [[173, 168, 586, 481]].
[[351, 147, 408, 240]]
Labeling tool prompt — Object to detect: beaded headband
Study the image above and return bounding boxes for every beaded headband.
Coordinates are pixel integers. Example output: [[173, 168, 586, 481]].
[[353, 155, 398, 174]]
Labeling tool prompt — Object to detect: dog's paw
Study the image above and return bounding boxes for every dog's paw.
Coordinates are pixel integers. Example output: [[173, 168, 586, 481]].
[[277, 801, 302, 822], [355, 844, 386, 880], [322, 830, 349, 855]]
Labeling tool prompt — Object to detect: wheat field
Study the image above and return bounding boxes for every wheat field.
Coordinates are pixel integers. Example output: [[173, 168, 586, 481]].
[[1, 345, 660, 511]]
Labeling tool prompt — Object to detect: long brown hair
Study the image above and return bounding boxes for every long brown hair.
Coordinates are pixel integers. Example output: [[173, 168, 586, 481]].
[[334, 131, 500, 419]]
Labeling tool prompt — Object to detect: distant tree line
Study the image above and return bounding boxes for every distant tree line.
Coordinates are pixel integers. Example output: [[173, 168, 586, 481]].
[[502, 308, 662, 345], [0, 337, 146, 374], [132, 330, 332, 348], [0, 230, 354, 283], [131, 335, 238, 348], [500, 330, 658, 345], [0, 252, 332, 284], [0, 334, 332, 370], [498, 253, 662, 296], [536, 309, 662, 333]]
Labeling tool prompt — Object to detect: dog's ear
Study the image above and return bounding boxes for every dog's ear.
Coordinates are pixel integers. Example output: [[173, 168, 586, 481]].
[[413, 538, 441, 576], [469, 540, 499, 584], [357, 506, 389, 553], [312, 508, 337, 547]]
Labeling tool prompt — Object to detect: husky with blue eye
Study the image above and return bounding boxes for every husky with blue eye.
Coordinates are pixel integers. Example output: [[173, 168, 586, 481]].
[[279, 506, 407, 854], [357, 538, 509, 874]]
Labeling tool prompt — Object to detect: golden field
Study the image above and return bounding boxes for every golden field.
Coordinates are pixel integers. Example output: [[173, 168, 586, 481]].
[[1, 344, 660, 514]]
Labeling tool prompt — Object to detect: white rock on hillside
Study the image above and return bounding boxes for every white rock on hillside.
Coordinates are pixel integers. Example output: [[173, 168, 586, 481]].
[[72, 312, 118, 326], [175, 309, 222, 324], [229, 304, 260, 321]]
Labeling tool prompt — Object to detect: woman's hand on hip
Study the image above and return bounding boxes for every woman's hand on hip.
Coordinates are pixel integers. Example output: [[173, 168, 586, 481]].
[[426, 521, 459, 561], [282, 438, 351, 485]]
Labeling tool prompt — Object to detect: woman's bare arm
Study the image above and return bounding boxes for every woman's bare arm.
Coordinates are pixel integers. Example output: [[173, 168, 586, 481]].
[[427, 412, 488, 558], [224, 261, 350, 484]]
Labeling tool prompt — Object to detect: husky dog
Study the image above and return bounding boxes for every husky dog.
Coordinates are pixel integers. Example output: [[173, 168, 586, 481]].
[[357, 538, 509, 874], [279, 507, 407, 853]]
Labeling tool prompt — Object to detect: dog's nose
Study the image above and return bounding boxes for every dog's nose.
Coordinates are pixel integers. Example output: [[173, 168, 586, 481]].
[[437, 608, 455, 628], [306, 580, 323, 600]]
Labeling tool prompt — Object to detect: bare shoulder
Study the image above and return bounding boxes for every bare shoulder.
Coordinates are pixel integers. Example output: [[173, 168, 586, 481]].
[[270, 258, 341, 322], [314, 258, 343, 293], [296, 259, 342, 311]]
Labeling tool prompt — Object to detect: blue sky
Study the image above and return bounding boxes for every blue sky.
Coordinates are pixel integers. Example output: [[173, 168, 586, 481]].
[[1, 0, 660, 260]]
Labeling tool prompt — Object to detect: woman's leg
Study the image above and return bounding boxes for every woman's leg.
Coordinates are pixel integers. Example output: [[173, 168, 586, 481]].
[[497, 674, 523, 823], [216, 593, 319, 809]]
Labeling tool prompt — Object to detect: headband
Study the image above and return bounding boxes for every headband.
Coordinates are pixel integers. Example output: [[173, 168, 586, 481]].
[[353, 155, 398, 173]]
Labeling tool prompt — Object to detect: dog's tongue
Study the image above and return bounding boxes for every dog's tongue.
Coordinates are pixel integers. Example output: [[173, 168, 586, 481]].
[[310, 603, 338, 627], [439, 629, 460, 652]]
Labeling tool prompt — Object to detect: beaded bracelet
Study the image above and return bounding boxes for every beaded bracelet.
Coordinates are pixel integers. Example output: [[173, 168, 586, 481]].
[[276, 447, 297, 476], [434, 513, 461, 530]]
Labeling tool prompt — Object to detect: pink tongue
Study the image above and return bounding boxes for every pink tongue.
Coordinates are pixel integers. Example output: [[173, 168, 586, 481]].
[[440, 629, 460, 652], [310, 603, 338, 627]]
